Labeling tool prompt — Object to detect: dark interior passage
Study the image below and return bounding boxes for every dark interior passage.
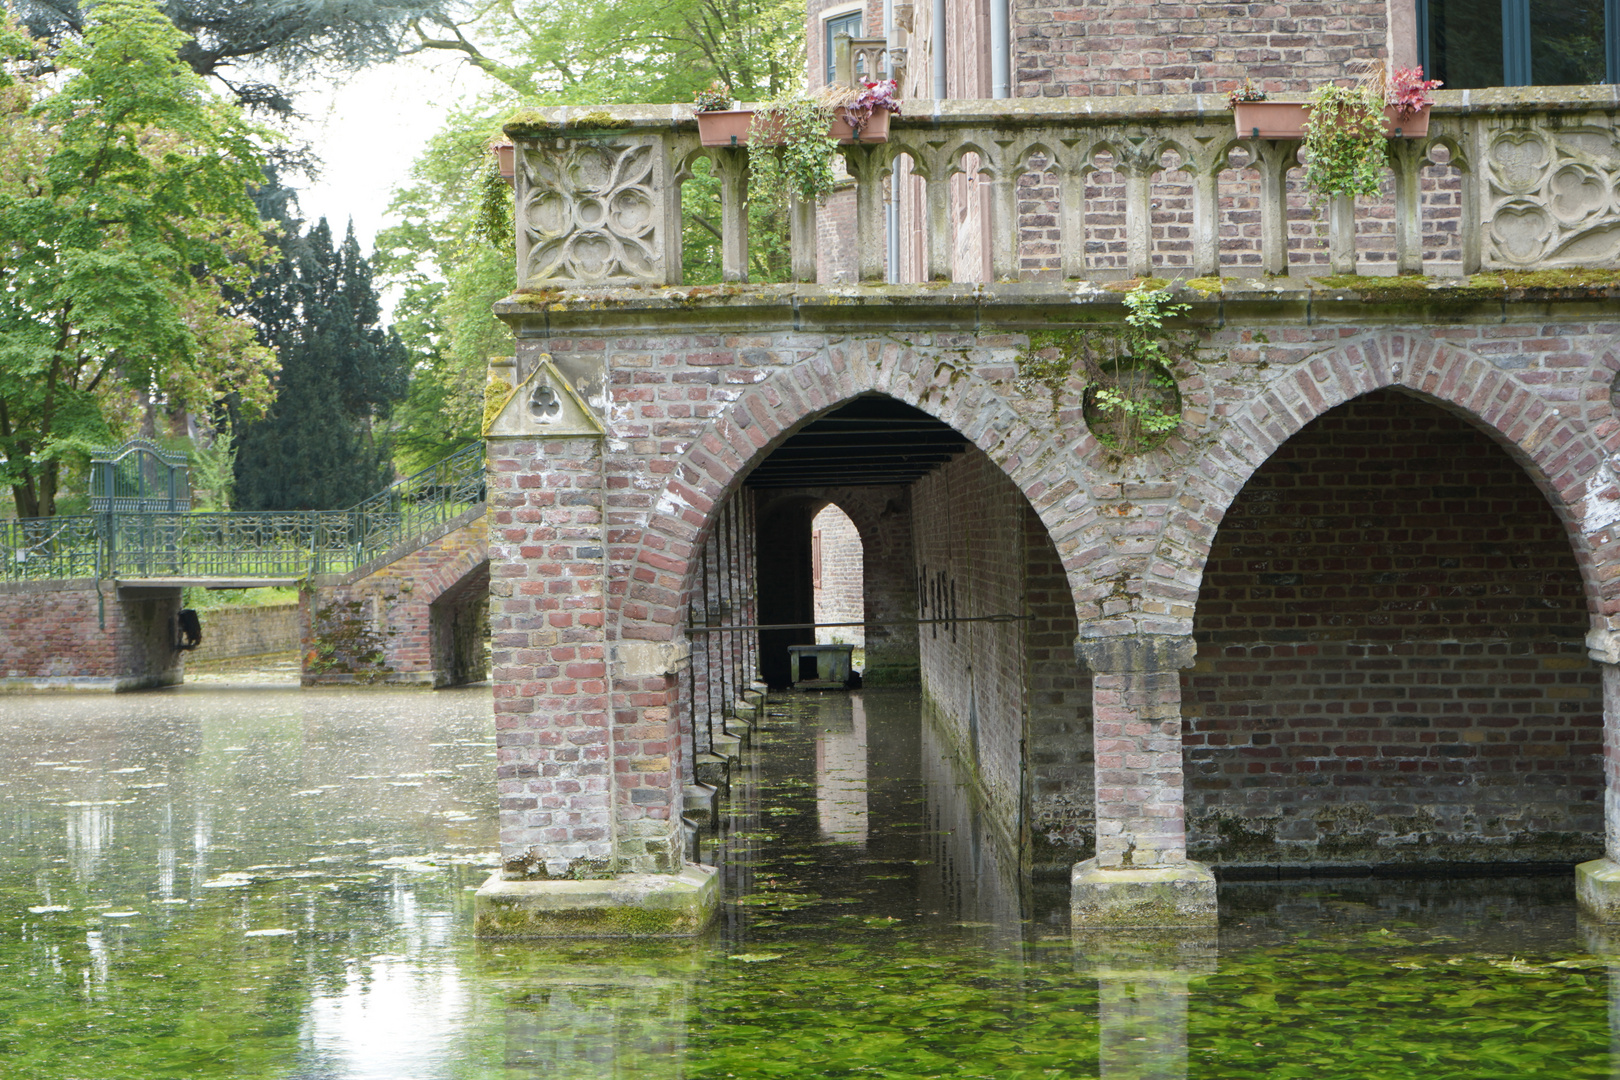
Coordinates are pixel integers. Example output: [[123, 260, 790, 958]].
[[1184, 389, 1603, 867]]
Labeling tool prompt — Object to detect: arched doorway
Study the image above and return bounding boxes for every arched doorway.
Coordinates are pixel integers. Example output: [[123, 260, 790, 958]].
[[1183, 389, 1604, 868]]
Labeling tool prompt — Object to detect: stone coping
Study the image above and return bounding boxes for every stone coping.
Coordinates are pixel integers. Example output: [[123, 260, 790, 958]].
[[495, 274, 1620, 332], [505, 86, 1620, 137]]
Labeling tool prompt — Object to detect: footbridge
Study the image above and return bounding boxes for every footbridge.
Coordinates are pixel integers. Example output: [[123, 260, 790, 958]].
[[0, 442, 489, 690]]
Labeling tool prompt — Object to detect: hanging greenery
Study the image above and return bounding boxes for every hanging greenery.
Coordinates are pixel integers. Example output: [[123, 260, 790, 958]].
[[1301, 83, 1388, 203]]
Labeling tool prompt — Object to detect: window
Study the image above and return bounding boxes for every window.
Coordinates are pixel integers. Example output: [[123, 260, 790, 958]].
[[825, 10, 863, 84], [1419, 0, 1618, 86]]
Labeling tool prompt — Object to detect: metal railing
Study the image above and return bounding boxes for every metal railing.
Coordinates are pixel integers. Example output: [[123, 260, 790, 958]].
[[0, 514, 102, 581], [0, 441, 486, 583]]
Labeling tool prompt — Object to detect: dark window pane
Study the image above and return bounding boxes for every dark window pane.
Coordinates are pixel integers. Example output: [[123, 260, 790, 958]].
[[1428, 0, 1507, 88], [1529, 0, 1605, 84]]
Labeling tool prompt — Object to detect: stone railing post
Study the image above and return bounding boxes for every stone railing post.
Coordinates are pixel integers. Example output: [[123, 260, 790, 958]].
[[1059, 162, 1088, 280], [790, 192, 817, 282], [1120, 149, 1155, 279], [1252, 140, 1298, 277], [1578, 629, 1620, 921], [987, 145, 1018, 281], [713, 148, 751, 283], [1327, 192, 1356, 275], [845, 144, 891, 282], [1190, 158, 1221, 278], [1388, 139, 1425, 274], [916, 148, 954, 281], [1073, 633, 1216, 928], [1457, 115, 1483, 274]]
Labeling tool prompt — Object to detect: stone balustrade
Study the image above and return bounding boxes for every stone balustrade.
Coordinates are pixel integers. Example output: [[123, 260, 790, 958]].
[[504, 86, 1620, 289]]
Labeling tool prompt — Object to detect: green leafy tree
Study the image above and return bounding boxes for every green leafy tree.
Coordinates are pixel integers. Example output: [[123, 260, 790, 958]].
[[406, 0, 803, 103], [0, 0, 275, 518], [232, 216, 409, 510], [374, 117, 511, 472]]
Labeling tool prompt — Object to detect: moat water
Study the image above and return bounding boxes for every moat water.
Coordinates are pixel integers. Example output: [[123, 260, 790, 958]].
[[0, 676, 1613, 1078]]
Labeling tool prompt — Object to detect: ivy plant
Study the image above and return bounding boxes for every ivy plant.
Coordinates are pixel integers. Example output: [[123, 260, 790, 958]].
[[1302, 83, 1387, 203], [1015, 283, 1192, 456], [750, 92, 840, 206]]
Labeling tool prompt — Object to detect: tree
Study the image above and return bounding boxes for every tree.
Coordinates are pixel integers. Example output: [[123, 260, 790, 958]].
[[404, 0, 803, 103], [0, 0, 276, 518], [232, 217, 409, 511], [11, 0, 446, 114], [374, 115, 512, 472]]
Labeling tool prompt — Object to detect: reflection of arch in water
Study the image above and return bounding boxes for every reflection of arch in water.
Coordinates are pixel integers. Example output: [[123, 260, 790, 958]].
[[816, 693, 868, 845]]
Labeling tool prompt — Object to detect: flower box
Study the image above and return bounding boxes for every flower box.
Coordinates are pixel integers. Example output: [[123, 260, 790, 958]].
[[493, 142, 516, 184], [1233, 101, 1430, 139], [697, 110, 756, 147], [1232, 101, 1308, 138], [829, 107, 891, 144]]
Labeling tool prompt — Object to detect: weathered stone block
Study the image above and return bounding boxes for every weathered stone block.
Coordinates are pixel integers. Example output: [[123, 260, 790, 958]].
[[1575, 858, 1620, 923], [1071, 858, 1218, 929], [473, 867, 718, 938]]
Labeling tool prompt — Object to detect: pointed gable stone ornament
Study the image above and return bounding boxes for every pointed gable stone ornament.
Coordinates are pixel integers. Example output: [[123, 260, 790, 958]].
[[484, 353, 605, 438]]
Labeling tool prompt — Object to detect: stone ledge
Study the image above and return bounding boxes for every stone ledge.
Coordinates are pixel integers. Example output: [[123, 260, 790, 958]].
[[1575, 858, 1620, 922], [474, 866, 719, 938], [1071, 859, 1218, 929]]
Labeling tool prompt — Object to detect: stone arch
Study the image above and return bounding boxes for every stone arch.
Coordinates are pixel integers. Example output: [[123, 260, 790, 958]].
[[1148, 331, 1620, 634], [620, 348, 1085, 644], [426, 544, 491, 688]]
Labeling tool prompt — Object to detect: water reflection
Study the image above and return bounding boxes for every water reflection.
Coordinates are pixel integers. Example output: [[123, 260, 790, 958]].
[[0, 683, 1613, 1078], [815, 694, 868, 845]]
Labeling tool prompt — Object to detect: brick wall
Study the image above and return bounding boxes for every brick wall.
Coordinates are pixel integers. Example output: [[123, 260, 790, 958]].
[[1013, 0, 1388, 99], [0, 581, 182, 691], [813, 502, 866, 647], [188, 603, 299, 665], [1183, 389, 1605, 866], [911, 443, 1091, 866]]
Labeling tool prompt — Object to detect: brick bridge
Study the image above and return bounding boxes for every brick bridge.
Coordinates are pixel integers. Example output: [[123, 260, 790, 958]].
[[473, 89, 1620, 934], [0, 443, 490, 691]]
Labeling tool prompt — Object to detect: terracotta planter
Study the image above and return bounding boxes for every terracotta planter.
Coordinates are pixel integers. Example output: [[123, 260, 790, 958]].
[[1382, 104, 1430, 137], [697, 110, 755, 147], [1232, 101, 1308, 138], [493, 142, 515, 186], [1234, 101, 1432, 139], [828, 107, 892, 144]]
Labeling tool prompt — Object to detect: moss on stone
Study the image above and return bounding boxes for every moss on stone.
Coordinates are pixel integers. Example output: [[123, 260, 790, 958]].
[[1183, 276, 1224, 297], [504, 108, 631, 136]]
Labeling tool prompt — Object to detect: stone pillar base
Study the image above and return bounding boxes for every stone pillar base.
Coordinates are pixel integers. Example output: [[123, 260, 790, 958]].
[[1071, 859, 1218, 929], [1575, 858, 1620, 922], [474, 867, 718, 938]]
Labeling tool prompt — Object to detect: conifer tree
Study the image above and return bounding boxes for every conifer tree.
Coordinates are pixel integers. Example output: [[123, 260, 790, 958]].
[[232, 217, 408, 511]]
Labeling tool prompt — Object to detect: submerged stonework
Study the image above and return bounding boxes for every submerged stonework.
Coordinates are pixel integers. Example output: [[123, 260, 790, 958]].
[[481, 275, 1620, 930]]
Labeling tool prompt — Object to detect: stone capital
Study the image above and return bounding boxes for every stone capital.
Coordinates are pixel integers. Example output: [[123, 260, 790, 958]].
[[1075, 633, 1198, 675], [1587, 628, 1620, 665]]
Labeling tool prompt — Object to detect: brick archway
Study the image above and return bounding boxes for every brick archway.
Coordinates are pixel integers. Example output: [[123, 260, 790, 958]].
[[1149, 332, 1620, 634], [617, 351, 1079, 643]]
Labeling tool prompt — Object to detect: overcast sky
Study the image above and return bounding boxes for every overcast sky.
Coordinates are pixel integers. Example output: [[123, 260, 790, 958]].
[[279, 52, 484, 252]]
